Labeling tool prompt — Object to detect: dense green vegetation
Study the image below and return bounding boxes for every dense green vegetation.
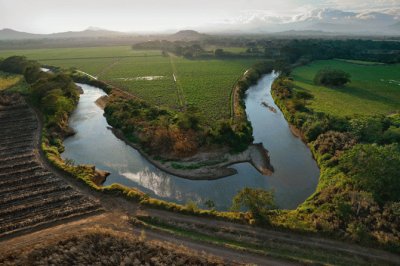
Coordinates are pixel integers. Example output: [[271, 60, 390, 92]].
[[0, 56, 79, 142], [271, 68, 400, 251], [279, 39, 400, 64], [104, 88, 250, 156], [313, 68, 351, 87], [132, 40, 265, 59], [292, 60, 400, 117], [231, 188, 275, 223], [104, 92, 200, 157]]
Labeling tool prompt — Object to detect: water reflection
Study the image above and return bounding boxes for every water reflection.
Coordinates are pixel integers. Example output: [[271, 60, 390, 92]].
[[62, 75, 319, 210]]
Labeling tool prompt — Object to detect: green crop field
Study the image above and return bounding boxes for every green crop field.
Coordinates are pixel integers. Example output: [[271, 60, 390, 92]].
[[170, 57, 256, 121], [0, 46, 258, 123], [292, 60, 400, 117], [0, 46, 161, 60]]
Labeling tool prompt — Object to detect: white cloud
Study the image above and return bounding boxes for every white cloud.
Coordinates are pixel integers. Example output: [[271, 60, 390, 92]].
[[0, 0, 399, 33], [325, 0, 400, 10]]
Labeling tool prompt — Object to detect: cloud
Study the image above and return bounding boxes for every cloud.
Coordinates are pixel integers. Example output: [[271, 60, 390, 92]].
[[0, 0, 399, 33], [325, 0, 399, 10], [205, 7, 400, 34]]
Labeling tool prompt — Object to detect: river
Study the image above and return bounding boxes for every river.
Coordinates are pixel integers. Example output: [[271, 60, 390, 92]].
[[61, 73, 319, 210]]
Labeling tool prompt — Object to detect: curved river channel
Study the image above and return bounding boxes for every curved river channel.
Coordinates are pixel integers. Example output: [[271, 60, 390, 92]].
[[62, 73, 319, 210]]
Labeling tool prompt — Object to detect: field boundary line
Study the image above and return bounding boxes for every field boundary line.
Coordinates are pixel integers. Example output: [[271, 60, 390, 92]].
[[36, 54, 162, 61], [96, 57, 124, 78], [230, 69, 248, 122], [168, 54, 186, 108]]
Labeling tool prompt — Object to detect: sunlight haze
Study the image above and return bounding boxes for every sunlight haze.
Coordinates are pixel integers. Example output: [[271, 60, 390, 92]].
[[0, 0, 399, 33]]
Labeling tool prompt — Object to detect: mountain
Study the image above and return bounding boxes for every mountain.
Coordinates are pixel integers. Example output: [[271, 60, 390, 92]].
[[0, 27, 126, 40], [0, 28, 44, 40], [204, 8, 400, 35], [2, 8, 399, 40], [292, 8, 400, 34], [170, 30, 206, 40], [49, 28, 124, 39], [270, 30, 342, 37]]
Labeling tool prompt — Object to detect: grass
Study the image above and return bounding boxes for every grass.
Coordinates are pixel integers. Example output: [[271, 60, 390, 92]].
[[0, 229, 225, 265], [170, 57, 256, 121], [0, 46, 160, 60], [0, 46, 258, 123], [0, 71, 22, 91], [291, 59, 400, 117], [0, 71, 29, 93], [136, 216, 386, 266], [100, 55, 179, 108]]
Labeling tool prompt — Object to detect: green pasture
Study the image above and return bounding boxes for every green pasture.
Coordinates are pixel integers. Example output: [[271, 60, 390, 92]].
[[0, 46, 257, 123], [292, 60, 400, 117]]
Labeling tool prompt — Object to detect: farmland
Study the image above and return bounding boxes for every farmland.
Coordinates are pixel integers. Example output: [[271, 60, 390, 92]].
[[0, 46, 259, 122], [291, 60, 400, 117], [0, 93, 102, 238]]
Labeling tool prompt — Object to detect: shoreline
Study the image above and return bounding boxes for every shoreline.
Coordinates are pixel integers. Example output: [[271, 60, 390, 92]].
[[109, 126, 274, 180], [73, 69, 275, 181]]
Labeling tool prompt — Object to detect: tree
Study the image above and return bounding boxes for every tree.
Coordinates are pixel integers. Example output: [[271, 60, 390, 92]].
[[350, 117, 384, 143], [313, 131, 356, 158], [314, 68, 351, 87], [231, 188, 275, 222], [382, 126, 400, 144], [214, 48, 224, 57], [339, 144, 400, 202]]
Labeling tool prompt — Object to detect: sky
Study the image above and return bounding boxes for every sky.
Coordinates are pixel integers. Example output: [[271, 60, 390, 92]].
[[0, 0, 399, 33]]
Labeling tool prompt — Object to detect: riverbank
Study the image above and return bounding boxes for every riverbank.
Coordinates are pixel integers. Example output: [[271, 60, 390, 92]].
[[94, 90, 273, 180], [65, 73, 318, 209], [270, 73, 400, 252], [110, 126, 273, 180]]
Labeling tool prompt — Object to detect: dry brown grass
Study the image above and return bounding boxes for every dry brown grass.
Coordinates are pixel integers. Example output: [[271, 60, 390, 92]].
[[0, 229, 227, 266], [0, 74, 21, 91]]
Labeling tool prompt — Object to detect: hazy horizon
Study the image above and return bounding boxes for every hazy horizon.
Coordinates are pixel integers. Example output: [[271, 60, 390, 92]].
[[0, 0, 399, 34]]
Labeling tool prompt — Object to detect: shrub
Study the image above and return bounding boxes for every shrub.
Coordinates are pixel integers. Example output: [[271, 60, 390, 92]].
[[382, 126, 400, 144], [314, 68, 351, 87], [231, 187, 275, 223], [339, 144, 400, 202], [350, 117, 384, 143], [313, 131, 357, 159]]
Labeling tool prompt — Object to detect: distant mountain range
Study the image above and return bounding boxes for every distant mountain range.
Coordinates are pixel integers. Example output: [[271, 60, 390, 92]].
[[203, 8, 400, 35], [0, 27, 126, 41], [0, 8, 399, 40]]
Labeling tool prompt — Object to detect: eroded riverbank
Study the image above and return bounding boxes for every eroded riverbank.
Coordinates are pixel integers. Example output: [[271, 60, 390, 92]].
[[62, 74, 319, 210], [96, 94, 273, 180]]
